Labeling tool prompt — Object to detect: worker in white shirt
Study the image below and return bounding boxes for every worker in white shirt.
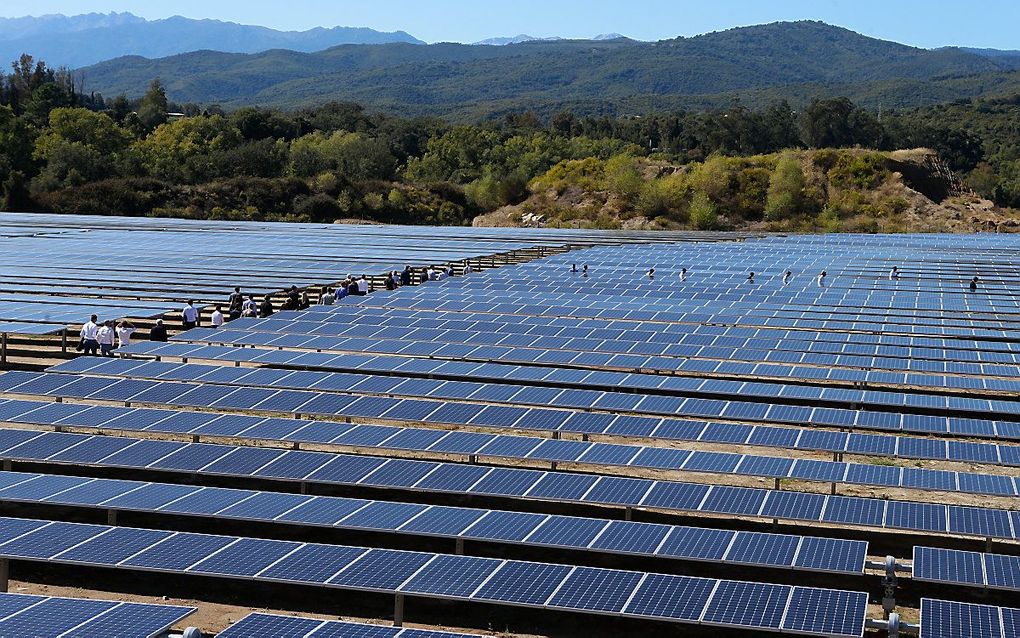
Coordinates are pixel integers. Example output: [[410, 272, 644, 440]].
[[646, 267, 656, 279], [783, 270, 792, 285], [889, 266, 899, 280], [817, 271, 828, 287], [182, 300, 200, 330], [116, 321, 136, 348], [747, 271, 755, 284], [680, 268, 688, 282], [97, 321, 116, 357], [242, 295, 258, 317], [79, 315, 100, 356], [210, 305, 225, 328], [358, 275, 370, 295]]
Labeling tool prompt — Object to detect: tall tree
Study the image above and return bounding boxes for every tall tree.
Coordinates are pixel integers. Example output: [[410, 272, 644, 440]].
[[137, 79, 169, 131]]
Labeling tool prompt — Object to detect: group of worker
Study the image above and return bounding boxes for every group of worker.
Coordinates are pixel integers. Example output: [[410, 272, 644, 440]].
[[77, 316, 144, 356]]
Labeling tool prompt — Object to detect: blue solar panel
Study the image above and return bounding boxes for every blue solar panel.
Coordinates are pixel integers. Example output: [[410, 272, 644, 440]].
[[0, 598, 119, 636], [781, 587, 866, 637], [328, 549, 434, 590], [0, 521, 106, 559], [984, 553, 1020, 591], [259, 545, 368, 584], [54, 527, 173, 565], [548, 566, 643, 612], [913, 546, 985, 586], [463, 510, 547, 542], [217, 613, 326, 638], [725, 532, 799, 567], [190, 537, 301, 577], [590, 521, 671, 555], [471, 561, 572, 605], [657, 526, 734, 561], [920, 598, 1004, 638], [702, 580, 791, 630], [398, 554, 502, 597], [794, 537, 867, 574], [121, 532, 238, 571], [623, 574, 716, 621]]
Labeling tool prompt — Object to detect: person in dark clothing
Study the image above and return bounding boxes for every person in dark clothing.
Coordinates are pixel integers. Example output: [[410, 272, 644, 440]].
[[347, 279, 360, 297], [227, 287, 243, 321], [284, 286, 300, 310], [385, 274, 396, 291], [259, 295, 275, 318], [970, 276, 979, 292], [148, 319, 168, 342], [571, 264, 578, 273], [747, 272, 755, 284], [400, 266, 412, 286], [299, 290, 310, 310]]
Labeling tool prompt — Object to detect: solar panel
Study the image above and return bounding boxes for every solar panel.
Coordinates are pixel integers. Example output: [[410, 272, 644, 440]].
[[547, 566, 643, 613], [701, 580, 790, 630], [919, 598, 1004, 638], [913, 546, 985, 587], [781, 587, 866, 638], [471, 561, 573, 605]]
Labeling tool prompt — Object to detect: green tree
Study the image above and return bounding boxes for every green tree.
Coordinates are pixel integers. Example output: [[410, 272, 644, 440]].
[[33, 108, 132, 188], [136, 115, 242, 182], [603, 154, 643, 201], [137, 79, 169, 131], [688, 190, 719, 230], [764, 153, 806, 220]]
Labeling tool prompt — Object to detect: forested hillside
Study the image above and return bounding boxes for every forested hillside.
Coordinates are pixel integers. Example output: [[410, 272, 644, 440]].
[[2, 54, 1019, 232], [78, 21, 1020, 117]]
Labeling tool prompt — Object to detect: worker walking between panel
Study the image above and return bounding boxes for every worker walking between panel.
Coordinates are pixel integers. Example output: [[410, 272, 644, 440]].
[[79, 315, 100, 356], [227, 287, 244, 321], [889, 266, 899, 281], [817, 271, 827, 288], [242, 295, 258, 318], [783, 270, 792, 285], [116, 321, 136, 348], [182, 300, 199, 330], [970, 276, 979, 293], [647, 267, 656, 279], [747, 272, 755, 284], [210, 306, 225, 328], [259, 295, 275, 318], [97, 320, 116, 357], [680, 268, 688, 282]]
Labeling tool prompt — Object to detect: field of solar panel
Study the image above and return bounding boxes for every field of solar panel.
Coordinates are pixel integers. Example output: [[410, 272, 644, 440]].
[[0, 216, 1018, 638]]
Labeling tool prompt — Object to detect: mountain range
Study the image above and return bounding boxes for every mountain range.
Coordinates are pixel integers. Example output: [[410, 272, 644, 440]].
[[0, 12, 423, 68], [68, 20, 1020, 119], [474, 33, 628, 45]]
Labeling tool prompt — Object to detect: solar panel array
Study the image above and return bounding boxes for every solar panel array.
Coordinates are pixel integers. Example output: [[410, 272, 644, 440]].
[[0, 470, 869, 574], [2, 227, 1020, 636], [0, 427, 1015, 540], [218, 613, 484, 638], [0, 515, 867, 637], [0, 592, 194, 637]]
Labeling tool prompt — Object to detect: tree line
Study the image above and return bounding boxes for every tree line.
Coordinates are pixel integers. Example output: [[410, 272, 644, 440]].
[[1, 54, 1017, 227]]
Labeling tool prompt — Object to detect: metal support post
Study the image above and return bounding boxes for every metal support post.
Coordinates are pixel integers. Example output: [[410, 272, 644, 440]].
[[393, 594, 404, 627]]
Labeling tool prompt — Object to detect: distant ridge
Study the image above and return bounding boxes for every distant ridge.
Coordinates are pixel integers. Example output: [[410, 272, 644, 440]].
[[77, 21, 1020, 118], [473, 33, 631, 45], [0, 12, 423, 68]]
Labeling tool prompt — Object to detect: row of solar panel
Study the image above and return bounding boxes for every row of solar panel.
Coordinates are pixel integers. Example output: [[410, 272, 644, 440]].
[[290, 304, 1020, 353], [58, 354, 1020, 432], [358, 287, 1020, 328], [5, 388, 1016, 485], [116, 341, 1020, 442], [188, 315, 1020, 376], [919, 598, 1020, 638], [150, 332, 1020, 397], [0, 516, 869, 637], [352, 295, 1018, 340], [0, 470, 868, 574], [5, 374, 1018, 498], [263, 305, 1020, 360], [912, 546, 1020, 592], [71, 352, 1020, 441], [0, 428, 1015, 540], [0, 592, 193, 638], [0, 322, 65, 336], [219, 613, 478, 638], [156, 329, 1020, 417]]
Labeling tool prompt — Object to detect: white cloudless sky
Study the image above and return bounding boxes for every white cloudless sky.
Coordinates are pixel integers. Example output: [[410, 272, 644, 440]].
[[1, 0, 1018, 49]]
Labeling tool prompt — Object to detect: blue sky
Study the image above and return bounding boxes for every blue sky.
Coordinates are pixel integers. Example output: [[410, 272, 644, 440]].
[[2, 0, 1019, 49]]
